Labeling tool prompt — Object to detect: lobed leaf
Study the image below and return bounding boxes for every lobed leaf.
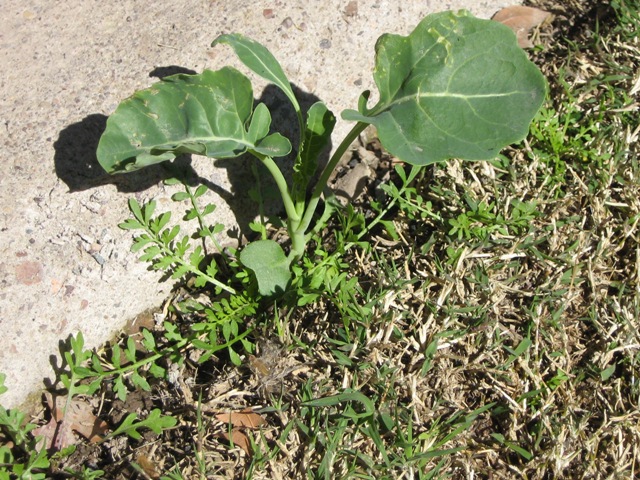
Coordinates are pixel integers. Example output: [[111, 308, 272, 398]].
[[141, 329, 156, 351], [293, 102, 336, 201], [97, 68, 291, 173], [108, 408, 177, 440], [342, 10, 547, 165]]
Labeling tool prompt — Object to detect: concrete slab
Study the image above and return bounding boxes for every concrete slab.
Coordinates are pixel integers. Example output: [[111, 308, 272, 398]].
[[0, 0, 513, 408]]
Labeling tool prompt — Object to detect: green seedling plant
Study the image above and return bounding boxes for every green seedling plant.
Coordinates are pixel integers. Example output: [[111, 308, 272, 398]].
[[97, 10, 546, 296], [0, 375, 51, 479]]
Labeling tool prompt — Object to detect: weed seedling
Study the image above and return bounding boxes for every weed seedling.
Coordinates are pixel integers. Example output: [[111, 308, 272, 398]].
[[97, 10, 545, 297]]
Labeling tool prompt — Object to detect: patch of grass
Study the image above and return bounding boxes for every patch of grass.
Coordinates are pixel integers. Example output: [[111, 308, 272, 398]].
[[1, 0, 639, 478]]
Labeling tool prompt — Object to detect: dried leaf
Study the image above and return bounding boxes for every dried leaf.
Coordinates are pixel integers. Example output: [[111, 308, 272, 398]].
[[32, 416, 72, 451], [248, 355, 270, 376], [220, 428, 252, 455], [492, 6, 551, 48], [216, 409, 266, 429], [136, 453, 160, 480], [32, 392, 109, 450]]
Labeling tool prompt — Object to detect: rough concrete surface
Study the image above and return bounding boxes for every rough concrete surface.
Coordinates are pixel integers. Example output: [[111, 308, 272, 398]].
[[0, 0, 514, 408]]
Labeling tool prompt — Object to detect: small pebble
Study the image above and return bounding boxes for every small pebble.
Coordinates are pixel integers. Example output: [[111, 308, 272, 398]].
[[91, 252, 105, 266]]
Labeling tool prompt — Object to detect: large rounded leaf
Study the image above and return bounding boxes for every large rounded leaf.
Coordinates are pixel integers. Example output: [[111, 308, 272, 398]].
[[97, 67, 291, 173], [342, 10, 547, 165]]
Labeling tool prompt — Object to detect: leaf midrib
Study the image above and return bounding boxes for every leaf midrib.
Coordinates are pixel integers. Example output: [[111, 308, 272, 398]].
[[373, 89, 525, 114]]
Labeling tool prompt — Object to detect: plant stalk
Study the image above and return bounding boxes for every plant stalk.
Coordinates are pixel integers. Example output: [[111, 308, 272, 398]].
[[251, 152, 300, 225], [290, 122, 369, 259]]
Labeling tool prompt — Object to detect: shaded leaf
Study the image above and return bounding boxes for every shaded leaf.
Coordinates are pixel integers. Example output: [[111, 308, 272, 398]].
[[342, 10, 546, 166], [32, 392, 109, 451], [293, 101, 336, 201]]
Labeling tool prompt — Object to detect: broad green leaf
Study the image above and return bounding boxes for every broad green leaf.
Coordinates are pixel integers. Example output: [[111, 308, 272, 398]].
[[293, 102, 336, 201], [342, 10, 547, 165], [253, 132, 293, 157], [97, 68, 291, 173], [239, 240, 291, 296], [212, 34, 301, 115], [247, 103, 271, 143]]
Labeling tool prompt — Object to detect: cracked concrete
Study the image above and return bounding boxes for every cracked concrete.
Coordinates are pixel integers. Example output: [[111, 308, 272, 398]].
[[0, 0, 514, 408]]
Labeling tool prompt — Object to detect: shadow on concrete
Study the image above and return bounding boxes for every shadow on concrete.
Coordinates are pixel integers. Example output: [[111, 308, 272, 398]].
[[148, 65, 197, 79], [53, 67, 330, 240], [53, 113, 200, 193], [43, 336, 74, 394]]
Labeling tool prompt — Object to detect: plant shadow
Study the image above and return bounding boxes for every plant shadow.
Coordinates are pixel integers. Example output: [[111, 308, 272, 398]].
[[44, 335, 77, 393], [52, 67, 330, 241], [53, 66, 199, 194]]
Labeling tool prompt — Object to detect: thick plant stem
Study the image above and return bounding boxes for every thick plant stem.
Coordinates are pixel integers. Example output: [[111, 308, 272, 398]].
[[290, 122, 369, 259], [251, 124, 368, 262], [251, 151, 305, 263], [288, 223, 306, 260]]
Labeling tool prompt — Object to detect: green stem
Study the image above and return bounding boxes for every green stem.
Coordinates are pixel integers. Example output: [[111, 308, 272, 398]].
[[140, 222, 235, 295], [293, 122, 369, 253], [184, 184, 224, 254], [251, 152, 300, 225], [250, 151, 306, 261], [294, 165, 422, 275]]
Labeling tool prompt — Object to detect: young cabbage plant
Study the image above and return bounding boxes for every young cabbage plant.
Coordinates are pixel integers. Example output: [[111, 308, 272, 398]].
[[97, 10, 546, 296]]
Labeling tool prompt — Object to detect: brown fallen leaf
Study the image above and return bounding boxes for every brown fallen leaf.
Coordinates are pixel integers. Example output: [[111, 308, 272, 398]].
[[220, 428, 252, 455], [492, 5, 551, 48], [216, 409, 266, 429], [136, 453, 161, 480], [32, 392, 109, 450]]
